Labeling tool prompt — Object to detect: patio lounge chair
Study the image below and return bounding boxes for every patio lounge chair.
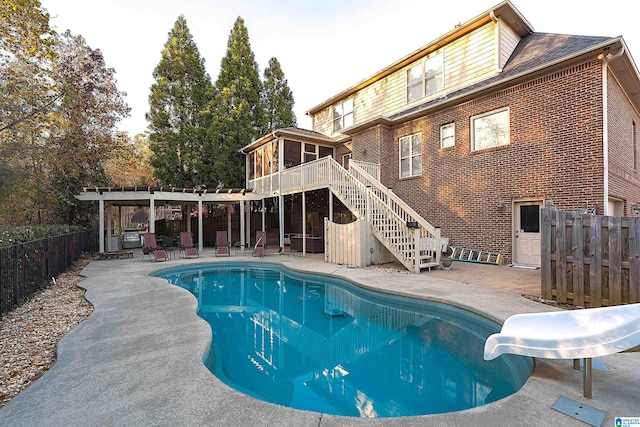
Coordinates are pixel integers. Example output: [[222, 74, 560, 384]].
[[483, 303, 640, 398], [253, 231, 266, 257], [179, 232, 199, 258], [142, 233, 167, 262], [215, 231, 231, 257]]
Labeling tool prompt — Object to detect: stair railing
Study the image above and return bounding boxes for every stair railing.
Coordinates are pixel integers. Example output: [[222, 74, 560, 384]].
[[350, 161, 442, 266], [271, 156, 441, 271]]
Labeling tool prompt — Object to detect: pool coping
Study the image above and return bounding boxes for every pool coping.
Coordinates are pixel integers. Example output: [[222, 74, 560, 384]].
[[0, 252, 637, 426]]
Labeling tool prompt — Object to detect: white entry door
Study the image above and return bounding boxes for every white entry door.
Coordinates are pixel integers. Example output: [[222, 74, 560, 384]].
[[514, 201, 542, 265]]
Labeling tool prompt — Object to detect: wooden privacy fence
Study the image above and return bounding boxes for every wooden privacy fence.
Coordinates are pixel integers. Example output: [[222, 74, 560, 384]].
[[541, 207, 640, 307], [325, 218, 395, 267]]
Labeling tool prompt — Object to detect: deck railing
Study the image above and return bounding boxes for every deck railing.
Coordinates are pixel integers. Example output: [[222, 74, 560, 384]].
[[251, 157, 441, 272], [351, 160, 380, 181], [349, 161, 442, 266]]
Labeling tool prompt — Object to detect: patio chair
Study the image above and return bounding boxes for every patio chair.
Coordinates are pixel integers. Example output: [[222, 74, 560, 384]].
[[142, 233, 167, 262], [215, 231, 231, 257], [253, 231, 266, 258], [179, 232, 199, 258]]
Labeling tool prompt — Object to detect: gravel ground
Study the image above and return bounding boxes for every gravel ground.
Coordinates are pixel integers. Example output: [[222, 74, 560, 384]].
[[0, 256, 94, 408]]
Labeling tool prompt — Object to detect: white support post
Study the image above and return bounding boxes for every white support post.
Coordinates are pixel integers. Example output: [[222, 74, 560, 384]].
[[149, 197, 155, 234], [99, 199, 105, 253], [187, 203, 192, 233], [247, 201, 252, 249], [261, 199, 265, 232], [198, 199, 203, 253], [302, 192, 306, 255], [227, 205, 232, 244], [278, 194, 284, 250], [240, 200, 246, 249], [106, 203, 113, 252]]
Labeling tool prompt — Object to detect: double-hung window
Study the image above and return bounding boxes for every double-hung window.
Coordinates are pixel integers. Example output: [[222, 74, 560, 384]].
[[333, 99, 354, 132], [407, 53, 444, 103], [440, 123, 455, 148], [471, 107, 510, 151], [399, 133, 422, 178]]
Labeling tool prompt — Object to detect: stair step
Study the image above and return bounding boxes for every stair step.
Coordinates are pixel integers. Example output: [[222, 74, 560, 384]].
[[420, 261, 440, 270]]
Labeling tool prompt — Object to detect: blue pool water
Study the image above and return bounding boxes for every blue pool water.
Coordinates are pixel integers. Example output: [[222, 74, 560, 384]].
[[152, 263, 532, 418]]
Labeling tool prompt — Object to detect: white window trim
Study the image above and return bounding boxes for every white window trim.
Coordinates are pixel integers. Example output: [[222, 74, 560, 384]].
[[440, 123, 455, 149], [406, 52, 444, 103], [398, 133, 422, 178], [471, 107, 510, 152], [333, 99, 354, 132]]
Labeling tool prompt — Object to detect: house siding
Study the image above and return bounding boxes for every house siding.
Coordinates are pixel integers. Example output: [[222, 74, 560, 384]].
[[607, 68, 640, 214], [498, 20, 520, 70], [313, 22, 500, 137], [353, 61, 606, 262]]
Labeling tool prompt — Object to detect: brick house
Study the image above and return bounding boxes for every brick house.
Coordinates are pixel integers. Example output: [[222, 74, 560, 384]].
[[242, 0, 640, 269]]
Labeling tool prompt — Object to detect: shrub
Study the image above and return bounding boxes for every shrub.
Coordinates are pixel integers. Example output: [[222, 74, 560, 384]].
[[0, 225, 85, 247]]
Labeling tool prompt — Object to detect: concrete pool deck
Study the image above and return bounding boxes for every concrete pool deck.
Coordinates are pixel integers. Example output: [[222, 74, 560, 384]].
[[0, 249, 637, 426]]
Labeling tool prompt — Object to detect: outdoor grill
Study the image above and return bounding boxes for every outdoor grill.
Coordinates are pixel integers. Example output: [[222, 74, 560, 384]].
[[122, 228, 141, 249]]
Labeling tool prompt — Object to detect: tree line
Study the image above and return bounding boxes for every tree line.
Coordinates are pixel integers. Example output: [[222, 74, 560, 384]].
[[148, 14, 296, 189], [0, 1, 296, 226]]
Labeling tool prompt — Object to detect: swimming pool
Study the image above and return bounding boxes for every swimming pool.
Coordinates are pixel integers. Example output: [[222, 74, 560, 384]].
[[152, 263, 532, 418]]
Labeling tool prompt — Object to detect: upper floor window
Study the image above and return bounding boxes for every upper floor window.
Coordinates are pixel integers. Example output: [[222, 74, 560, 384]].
[[407, 53, 444, 103], [399, 133, 422, 178], [333, 99, 354, 132], [440, 123, 455, 148], [471, 108, 510, 151]]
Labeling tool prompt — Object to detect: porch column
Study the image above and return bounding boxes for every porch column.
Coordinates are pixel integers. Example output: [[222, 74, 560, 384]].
[[149, 196, 155, 234], [99, 199, 105, 253], [246, 201, 252, 249], [240, 200, 246, 249], [261, 198, 265, 232], [302, 192, 306, 255], [187, 203, 192, 233], [106, 203, 113, 252], [227, 204, 232, 244], [198, 199, 203, 252], [278, 194, 284, 250]]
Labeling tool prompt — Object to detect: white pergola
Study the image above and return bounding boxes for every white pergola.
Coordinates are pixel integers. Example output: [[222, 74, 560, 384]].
[[76, 186, 261, 253]]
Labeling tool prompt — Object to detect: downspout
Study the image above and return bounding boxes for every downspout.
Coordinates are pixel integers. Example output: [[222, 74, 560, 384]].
[[603, 61, 609, 214]]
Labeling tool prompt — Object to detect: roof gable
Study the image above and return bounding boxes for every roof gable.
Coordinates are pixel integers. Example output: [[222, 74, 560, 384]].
[[306, 1, 532, 116]]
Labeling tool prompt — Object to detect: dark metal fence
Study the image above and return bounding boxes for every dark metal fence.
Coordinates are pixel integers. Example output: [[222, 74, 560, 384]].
[[0, 231, 88, 318]]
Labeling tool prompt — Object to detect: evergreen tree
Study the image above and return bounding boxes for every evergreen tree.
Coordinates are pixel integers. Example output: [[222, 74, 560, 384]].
[[261, 57, 296, 133], [147, 15, 212, 188], [207, 17, 263, 188]]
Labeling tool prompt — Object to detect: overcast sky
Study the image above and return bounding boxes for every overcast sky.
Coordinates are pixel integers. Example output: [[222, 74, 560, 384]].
[[41, 0, 640, 136]]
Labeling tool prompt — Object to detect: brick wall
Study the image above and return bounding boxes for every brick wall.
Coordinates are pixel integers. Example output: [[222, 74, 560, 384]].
[[607, 68, 640, 214], [352, 62, 606, 262]]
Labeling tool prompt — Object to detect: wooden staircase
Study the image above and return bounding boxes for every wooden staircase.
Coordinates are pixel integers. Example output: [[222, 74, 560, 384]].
[[275, 157, 443, 273]]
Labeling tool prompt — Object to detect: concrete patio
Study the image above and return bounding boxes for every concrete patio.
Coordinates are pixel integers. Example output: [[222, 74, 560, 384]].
[[0, 249, 637, 426]]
